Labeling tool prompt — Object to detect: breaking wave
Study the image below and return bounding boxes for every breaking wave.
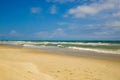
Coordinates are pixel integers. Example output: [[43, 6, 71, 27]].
[[0, 40, 120, 54]]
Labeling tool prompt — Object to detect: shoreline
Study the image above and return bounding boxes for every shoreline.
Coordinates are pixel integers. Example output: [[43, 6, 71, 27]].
[[36, 46, 120, 61], [0, 44, 120, 80], [4, 44, 120, 61]]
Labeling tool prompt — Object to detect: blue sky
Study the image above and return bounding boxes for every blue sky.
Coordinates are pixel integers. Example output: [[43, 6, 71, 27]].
[[0, 0, 120, 40]]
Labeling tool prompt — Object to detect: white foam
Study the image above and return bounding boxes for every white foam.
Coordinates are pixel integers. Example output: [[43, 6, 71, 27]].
[[1, 41, 116, 46], [68, 47, 120, 54], [57, 45, 65, 48], [23, 44, 40, 48], [1, 41, 119, 54], [36, 42, 112, 46]]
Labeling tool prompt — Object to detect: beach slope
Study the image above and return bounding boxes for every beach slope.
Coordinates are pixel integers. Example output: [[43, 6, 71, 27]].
[[0, 44, 120, 80]]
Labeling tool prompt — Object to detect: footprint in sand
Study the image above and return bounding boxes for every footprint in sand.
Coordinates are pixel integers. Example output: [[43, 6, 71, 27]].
[[69, 72, 73, 75], [57, 70, 60, 73], [27, 71, 32, 73]]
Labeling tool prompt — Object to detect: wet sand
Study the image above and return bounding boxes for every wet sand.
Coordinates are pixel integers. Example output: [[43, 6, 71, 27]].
[[0, 44, 120, 80]]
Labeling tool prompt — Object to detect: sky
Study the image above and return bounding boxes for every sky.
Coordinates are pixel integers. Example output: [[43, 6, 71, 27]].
[[0, 0, 120, 40]]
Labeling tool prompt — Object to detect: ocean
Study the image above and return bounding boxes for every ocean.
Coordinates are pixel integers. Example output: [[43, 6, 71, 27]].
[[0, 40, 120, 55]]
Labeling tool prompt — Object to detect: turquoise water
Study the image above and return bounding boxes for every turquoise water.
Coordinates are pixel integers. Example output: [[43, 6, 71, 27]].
[[0, 40, 120, 54]]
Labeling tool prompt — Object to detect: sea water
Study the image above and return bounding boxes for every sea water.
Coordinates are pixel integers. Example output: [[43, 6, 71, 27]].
[[1, 40, 120, 55]]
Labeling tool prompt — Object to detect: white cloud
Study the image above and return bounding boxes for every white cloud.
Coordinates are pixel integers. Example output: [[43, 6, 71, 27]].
[[9, 30, 18, 36], [0, 30, 21, 37], [34, 28, 67, 39], [34, 31, 50, 39], [66, 0, 120, 18], [30, 7, 40, 14], [94, 31, 114, 36], [87, 20, 120, 39], [46, 0, 75, 3], [49, 28, 66, 38], [54, 28, 65, 35], [56, 20, 120, 39], [50, 5, 57, 14], [93, 28, 120, 39], [108, 21, 120, 27], [104, 21, 120, 32], [68, 5, 99, 18], [113, 12, 120, 17], [35, 31, 49, 37]]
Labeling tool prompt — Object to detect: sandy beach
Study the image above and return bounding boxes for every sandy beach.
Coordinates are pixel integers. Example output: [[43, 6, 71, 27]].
[[0, 44, 120, 80]]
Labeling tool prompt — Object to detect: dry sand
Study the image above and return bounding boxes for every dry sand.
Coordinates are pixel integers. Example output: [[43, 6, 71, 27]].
[[0, 44, 120, 80]]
